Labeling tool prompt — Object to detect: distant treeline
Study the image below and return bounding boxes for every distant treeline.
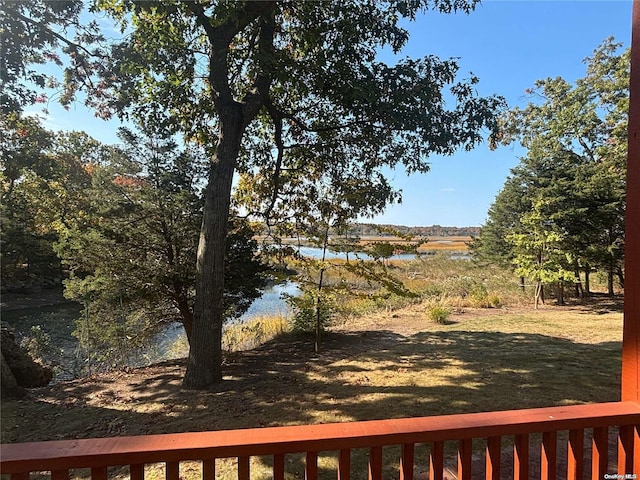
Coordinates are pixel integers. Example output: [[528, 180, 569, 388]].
[[351, 224, 480, 238], [257, 223, 480, 238]]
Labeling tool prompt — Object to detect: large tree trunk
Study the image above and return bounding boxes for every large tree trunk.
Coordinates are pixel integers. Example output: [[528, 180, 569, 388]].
[[557, 282, 565, 306], [584, 267, 591, 297], [183, 113, 244, 389], [180, 7, 275, 389], [608, 266, 615, 297]]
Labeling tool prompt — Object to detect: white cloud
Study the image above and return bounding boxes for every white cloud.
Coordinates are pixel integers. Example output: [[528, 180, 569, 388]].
[[440, 187, 456, 192]]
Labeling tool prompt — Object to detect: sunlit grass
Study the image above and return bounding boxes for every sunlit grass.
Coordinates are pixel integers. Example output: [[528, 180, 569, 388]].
[[222, 314, 291, 351]]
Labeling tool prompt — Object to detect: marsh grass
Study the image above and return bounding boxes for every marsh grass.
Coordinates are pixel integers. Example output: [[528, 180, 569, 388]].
[[302, 253, 529, 321], [425, 303, 452, 323], [222, 314, 290, 351]]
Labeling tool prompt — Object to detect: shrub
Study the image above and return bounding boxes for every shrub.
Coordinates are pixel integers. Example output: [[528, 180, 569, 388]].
[[421, 283, 443, 299], [487, 294, 502, 308], [19, 325, 57, 365], [441, 275, 479, 298], [427, 305, 451, 324], [469, 283, 489, 307], [286, 290, 334, 333]]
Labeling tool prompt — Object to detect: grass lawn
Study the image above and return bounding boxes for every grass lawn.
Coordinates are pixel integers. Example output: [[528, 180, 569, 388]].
[[0, 298, 623, 479]]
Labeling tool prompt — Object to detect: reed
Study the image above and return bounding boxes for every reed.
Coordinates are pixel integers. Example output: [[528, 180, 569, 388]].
[[222, 314, 291, 352]]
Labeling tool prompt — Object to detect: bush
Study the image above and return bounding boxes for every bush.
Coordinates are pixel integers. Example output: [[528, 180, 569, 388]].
[[426, 305, 451, 324], [487, 294, 502, 308], [469, 283, 489, 307], [421, 283, 443, 299], [286, 290, 334, 333], [20, 325, 56, 364], [441, 275, 479, 298]]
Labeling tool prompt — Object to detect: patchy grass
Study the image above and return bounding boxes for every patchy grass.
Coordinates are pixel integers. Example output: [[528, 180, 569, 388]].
[[1, 298, 623, 479]]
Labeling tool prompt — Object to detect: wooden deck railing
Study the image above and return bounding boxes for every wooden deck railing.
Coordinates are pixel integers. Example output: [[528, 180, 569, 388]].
[[1, 401, 639, 480]]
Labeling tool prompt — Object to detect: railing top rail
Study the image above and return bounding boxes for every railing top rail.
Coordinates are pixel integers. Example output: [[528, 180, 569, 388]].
[[2, 401, 639, 473]]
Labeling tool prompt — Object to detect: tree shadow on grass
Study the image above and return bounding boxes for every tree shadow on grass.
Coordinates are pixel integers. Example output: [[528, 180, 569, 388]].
[[4, 327, 622, 479], [1, 391, 153, 443], [566, 293, 624, 314]]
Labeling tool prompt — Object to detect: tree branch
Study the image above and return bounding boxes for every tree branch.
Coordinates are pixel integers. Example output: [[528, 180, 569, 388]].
[[14, 11, 101, 60]]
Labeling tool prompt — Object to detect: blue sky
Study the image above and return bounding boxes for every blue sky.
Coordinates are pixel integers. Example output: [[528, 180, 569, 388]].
[[371, 0, 632, 227], [25, 1, 633, 228]]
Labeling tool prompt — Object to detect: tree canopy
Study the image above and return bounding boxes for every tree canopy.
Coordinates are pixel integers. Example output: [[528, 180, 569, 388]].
[[472, 38, 628, 301]]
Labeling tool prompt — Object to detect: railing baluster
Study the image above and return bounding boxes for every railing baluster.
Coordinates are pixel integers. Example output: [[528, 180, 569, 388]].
[[514, 434, 529, 480], [273, 453, 285, 480], [592, 427, 608, 479], [619, 424, 635, 476], [51, 470, 68, 480], [238, 456, 250, 480], [541, 431, 557, 480], [305, 451, 318, 480], [567, 429, 584, 480], [635, 425, 640, 477], [202, 459, 215, 480], [166, 461, 179, 480], [368, 446, 383, 480], [458, 438, 472, 480], [486, 436, 501, 480], [130, 464, 144, 480], [338, 449, 350, 480], [633, 425, 640, 475], [429, 441, 444, 480], [400, 443, 414, 480], [91, 466, 107, 480]]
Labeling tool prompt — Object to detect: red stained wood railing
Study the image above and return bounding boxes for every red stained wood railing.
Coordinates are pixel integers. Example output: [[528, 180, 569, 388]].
[[541, 430, 557, 480], [485, 436, 501, 480], [514, 433, 529, 480], [1, 402, 639, 480], [399, 442, 414, 480]]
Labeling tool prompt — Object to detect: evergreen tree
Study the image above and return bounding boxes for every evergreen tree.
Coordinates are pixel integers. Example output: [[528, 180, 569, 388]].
[[56, 128, 266, 367], [476, 38, 628, 299]]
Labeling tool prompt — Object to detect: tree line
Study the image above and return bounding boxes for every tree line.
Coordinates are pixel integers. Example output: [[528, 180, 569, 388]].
[[348, 224, 481, 238], [1, 115, 267, 368], [470, 38, 628, 307]]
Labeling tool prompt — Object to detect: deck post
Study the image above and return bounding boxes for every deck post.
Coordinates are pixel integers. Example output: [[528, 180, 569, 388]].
[[622, 0, 640, 403]]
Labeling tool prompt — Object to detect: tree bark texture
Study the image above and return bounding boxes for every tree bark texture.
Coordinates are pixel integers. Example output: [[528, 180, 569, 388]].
[[1, 352, 25, 399], [181, 5, 275, 389], [584, 268, 591, 297], [182, 112, 244, 389]]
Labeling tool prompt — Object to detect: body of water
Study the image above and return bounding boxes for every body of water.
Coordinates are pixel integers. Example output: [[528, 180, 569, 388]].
[[4, 250, 470, 379]]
